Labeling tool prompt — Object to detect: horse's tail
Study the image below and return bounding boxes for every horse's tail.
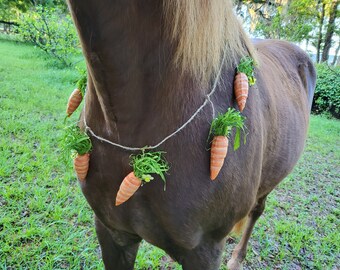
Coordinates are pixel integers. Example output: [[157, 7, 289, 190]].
[[298, 55, 317, 111], [230, 216, 248, 236]]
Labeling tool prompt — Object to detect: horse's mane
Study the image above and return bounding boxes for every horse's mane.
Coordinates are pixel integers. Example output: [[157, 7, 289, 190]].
[[163, 0, 256, 83]]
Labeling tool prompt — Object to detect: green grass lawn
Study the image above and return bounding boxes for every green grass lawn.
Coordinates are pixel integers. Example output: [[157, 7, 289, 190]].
[[0, 39, 339, 270]]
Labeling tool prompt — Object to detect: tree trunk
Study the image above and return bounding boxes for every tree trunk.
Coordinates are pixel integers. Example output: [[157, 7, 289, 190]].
[[316, 1, 326, 63], [332, 42, 340, 66], [321, 0, 339, 63]]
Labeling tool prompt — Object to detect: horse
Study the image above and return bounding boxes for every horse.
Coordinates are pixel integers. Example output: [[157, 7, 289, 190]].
[[66, 1, 316, 269]]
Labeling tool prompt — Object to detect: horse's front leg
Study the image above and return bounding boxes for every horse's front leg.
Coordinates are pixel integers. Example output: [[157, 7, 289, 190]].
[[95, 216, 141, 270]]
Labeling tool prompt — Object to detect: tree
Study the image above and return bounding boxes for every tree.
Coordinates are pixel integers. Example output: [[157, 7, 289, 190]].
[[18, 6, 79, 66], [321, 0, 339, 62], [332, 41, 340, 65], [0, 0, 30, 22], [237, 0, 317, 41], [235, 0, 340, 64], [316, 0, 326, 62], [0, 0, 67, 23]]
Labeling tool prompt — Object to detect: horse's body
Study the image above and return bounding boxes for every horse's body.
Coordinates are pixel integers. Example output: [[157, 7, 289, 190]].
[[67, 1, 316, 269]]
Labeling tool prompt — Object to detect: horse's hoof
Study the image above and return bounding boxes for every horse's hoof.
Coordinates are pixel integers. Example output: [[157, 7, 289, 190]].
[[227, 258, 243, 270]]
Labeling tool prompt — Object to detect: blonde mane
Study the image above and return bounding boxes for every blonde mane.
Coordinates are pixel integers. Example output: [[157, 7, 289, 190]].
[[163, 0, 256, 83]]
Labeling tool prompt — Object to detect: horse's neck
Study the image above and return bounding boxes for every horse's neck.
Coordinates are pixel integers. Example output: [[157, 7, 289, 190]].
[[69, 0, 208, 143]]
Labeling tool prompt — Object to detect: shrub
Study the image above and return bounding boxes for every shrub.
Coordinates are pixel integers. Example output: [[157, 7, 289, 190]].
[[312, 64, 340, 118], [18, 6, 80, 67]]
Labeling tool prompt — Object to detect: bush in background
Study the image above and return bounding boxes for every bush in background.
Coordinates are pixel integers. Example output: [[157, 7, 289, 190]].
[[312, 64, 340, 118], [18, 6, 80, 67]]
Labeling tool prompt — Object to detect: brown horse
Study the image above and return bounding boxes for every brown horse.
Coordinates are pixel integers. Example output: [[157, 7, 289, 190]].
[[66, 1, 316, 269]]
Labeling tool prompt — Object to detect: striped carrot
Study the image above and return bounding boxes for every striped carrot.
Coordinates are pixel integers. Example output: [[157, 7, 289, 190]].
[[66, 88, 83, 117], [73, 153, 90, 181], [210, 135, 229, 180], [234, 72, 249, 112], [234, 56, 256, 112], [115, 151, 169, 206], [62, 125, 92, 182], [209, 108, 245, 180], [116, 172, 142, 206]]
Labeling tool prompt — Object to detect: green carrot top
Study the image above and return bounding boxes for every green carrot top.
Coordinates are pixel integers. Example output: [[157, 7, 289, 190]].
[[61, 125, 92, 159], [209, 108, 246, 150], [236, 56, 257, 86], [130, 151, 169, 183], [76, 73, 87, 97]]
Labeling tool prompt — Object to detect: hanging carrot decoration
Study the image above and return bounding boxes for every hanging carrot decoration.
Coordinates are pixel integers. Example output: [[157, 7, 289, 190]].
[[209, 108, 246, 180], [210, 135, 229, 180], [115, 172, 142, 206], [116, 151, 169, 206], [234, 72, 248, 112], [74, 152, 90, 181], [66, 72, 87, 117], [66, 89, 83, 117], [61, 125, 92, 181], [234, 56, 256, 112]]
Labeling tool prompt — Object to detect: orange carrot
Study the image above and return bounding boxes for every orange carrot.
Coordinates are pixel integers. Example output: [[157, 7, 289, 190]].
[[234, 72, 249, 112], [73, 153, 90, 181], [116, 172, 142, 206], [210, 135, 229, 180], [66, 88, 83, 117]]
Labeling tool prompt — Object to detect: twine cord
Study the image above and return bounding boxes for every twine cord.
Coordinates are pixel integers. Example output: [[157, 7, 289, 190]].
[[83, 48, 227, 151]]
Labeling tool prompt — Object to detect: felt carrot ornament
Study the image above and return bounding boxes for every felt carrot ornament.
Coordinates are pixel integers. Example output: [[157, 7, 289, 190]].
[[61, 125, 92, 181], [66, 89, 83, 117], [66, 72, 87, 117], [74, 153, 90, 181], [234, 56, 256, 112], [116, 151, 169, 206], [209, 108, 245, 180]]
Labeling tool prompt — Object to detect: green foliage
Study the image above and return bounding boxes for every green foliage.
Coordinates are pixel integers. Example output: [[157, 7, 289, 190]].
[[131, 151, 169, 183], [243, 0, 338, 63], [254, 0, 317, 42], [135, 241, 181, 269], [0, 0, 67, 22], [61, 125, 92, 159], [312, 64, 340, 118], [18, 6, 80, 67], [38, 0, 68, 10], [209, 108, 246, 150], [0, 0, 30, 22], [236, 56, 257, 85], [76, 69, 87, 96]]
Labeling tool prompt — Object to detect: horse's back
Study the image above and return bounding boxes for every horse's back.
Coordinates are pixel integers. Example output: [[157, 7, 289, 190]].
[[251, 39, 316, 197]]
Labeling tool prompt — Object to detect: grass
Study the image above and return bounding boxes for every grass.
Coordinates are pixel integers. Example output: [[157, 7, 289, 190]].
[[0, 38, 339, 269]]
